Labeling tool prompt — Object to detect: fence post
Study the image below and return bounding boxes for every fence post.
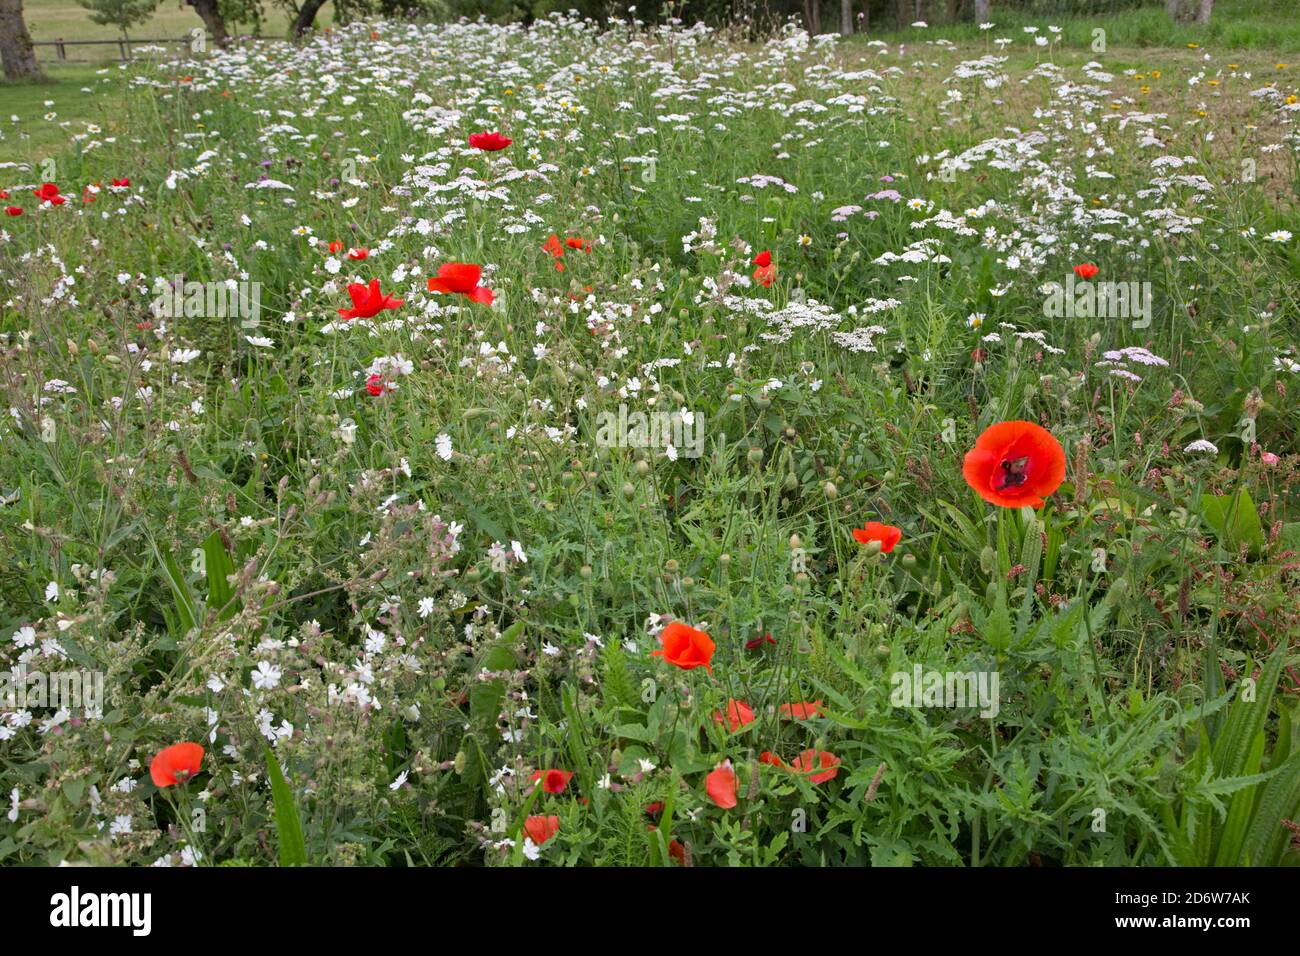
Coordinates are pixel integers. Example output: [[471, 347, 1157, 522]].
[[56, 38, 66, 61]]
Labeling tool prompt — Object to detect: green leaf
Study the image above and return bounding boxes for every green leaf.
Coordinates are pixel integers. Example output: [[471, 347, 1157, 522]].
[[201, 531, 239, 621], [263, 744, 307, 867], [1200, 489, 1265, 554], [156, 544, 198, 634]]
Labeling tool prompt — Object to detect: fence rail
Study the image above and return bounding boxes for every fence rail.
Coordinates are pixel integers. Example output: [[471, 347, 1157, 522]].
[[32, 35, 267, 63]]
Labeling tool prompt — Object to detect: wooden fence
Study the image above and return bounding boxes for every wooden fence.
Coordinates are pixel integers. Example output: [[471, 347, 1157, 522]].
[[33, 35, 266, 64]]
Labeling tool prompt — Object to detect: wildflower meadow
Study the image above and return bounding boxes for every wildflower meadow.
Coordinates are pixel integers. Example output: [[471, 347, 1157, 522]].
[[2, 2, 1300, 880]]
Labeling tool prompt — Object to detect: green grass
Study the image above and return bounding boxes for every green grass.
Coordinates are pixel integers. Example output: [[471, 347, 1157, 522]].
[[0, 65, 117, 162]]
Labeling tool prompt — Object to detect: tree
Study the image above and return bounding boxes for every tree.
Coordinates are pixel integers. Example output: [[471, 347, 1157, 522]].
[[839, 0, 850, 34], [0, 0, 43, 81], [974, 0, 989, 23], [291, 0, 328, 37], [77, 0, 158, 40], [187, 0, 230, 46], [1196, 0, 1213, 25]]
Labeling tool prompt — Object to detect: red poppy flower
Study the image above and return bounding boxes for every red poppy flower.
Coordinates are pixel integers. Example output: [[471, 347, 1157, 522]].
[[468, 131, 512, 151], [427, 263, 494, 305], [150, 742, 204, 787], [530, 768, 574, 795], [82, 186, 98, 204], [328, 240, 345, 254], [962, 420, 1067, 509], [779, 700, 823, 720], [111, 178, 130, 188], [745, 632, 776, 651], [565, 236, 590, 252], [753, 250, 771, 268], [523, 814, 560, 845], [645, 802, 664, 818], [650, 621, 715, 674], [852, 521, 903, 553], [4, 207, 21, 217], [759, 751, 786, 769], [1073, 262, 1098, 280], [754, 263, 775, 288], [712, 699, 756, 732], [790, 749, 840, 785], [337, 279, 404, 320], [33, 183, 65, 206], [705, 761, 737, 809], [365, 374, 389, 396], [542, 234, 565, 271], [347, 247, 369, 260], [0, 190, 8, 199]]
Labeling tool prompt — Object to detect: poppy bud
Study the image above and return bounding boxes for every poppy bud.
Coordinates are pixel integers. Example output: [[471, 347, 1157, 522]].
[[454, 751, 466, 775], [979, 546, 996, 574], [579, 564, 593, 578], [635, 460, 650, 476], [719, 553, 731, 566], [465, 567, 481, 582], [789, 534, 802, 549], [681, 576, 695, 591], [823, 481, 838, 500], [875, 644, 890, 660], [783, 472, 798, 490], [664, 559, 679, 574], [862, 539, 882, 556], [622, 482, 635, 498], [747, 447, 764, 464], [901, 553, 917, 569]]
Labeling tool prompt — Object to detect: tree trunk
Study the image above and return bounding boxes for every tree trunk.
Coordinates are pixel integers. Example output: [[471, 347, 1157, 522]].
[[974, 0, 990, 22], [1196, 0, 1213, 25], [187, 0, 229, 46], [803, 0, 821, 35], [1165, 0, 1195, 22], [292, 0, 329, 38], [0, 0, 44, 81], [840, 0, 852, 34]]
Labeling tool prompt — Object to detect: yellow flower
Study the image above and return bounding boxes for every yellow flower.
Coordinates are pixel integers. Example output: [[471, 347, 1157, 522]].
[[1187, 43, 1199, 49], [1288, 95, 1299, 105], [1278, 63, 1290, 70], [1207, 79, 1218, 87], [1228, 63, 1239, 70], [1140, 86, 1150, 94], [1151, 70, 1161, 79], [1196, 109, 1207, 117]]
